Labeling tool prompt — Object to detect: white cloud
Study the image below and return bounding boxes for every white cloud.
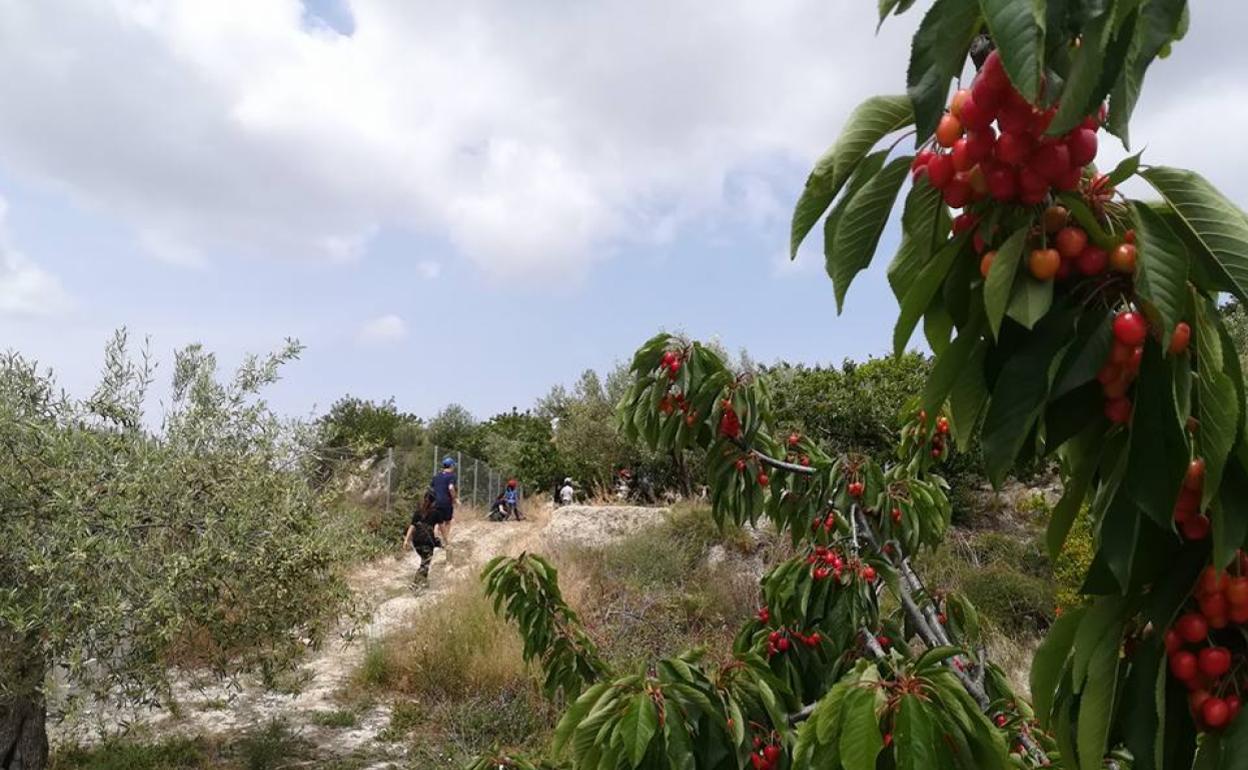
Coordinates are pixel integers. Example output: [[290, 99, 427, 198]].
[[0, 1, 1240, 289], [357, 313, 407, 344], [416, 260, 441, 279], [0, 197, 71, 316], [0, 0, 914, 282]]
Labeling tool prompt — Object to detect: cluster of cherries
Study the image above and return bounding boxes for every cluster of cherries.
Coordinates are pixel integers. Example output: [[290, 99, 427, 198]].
[[1097, 311, 1191, 425], [911, 50, 1102, 209], [749, 732, 784, 770], [657, 350, 700, 426], [764, 627, 823, 658], [977, 205, 1138, 283], [1173, 457, 1210, 540], [804, 544, 877, 584], [785, 431, 812, 467], [1164, 560, 1248, 730], [914, 409, 949, 460]]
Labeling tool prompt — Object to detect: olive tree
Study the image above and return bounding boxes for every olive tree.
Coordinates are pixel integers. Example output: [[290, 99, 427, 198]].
[[0, 332, 352, 770]]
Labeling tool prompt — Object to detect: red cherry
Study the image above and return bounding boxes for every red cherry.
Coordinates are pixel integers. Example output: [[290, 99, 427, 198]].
[[994, 131, 1033, 166], [951, 139, 975, 172], [1198, 646, 1232, 679], [1056, 227, 1088, 259], [757, 472, 770, 487], [1176, 613, 1210, 644], [1170, 322, 1192, 355], [757, 607, 770, 623], [1104, 397, 1132, 424], [952, 212, 979, 235], [776, 636, 790, 652], [1226, 577, 1248, 606], [735, 458, 747, 472], [763, 745, 781, 763], [995, 714, 1008, 727], [965, 129, 996, 163], [936, 114, 963, 148], [1113, 312, 1148, 347], [986, 164, 1017, 201], [979, 51, 1009, 92], [1018, 165, 1048, 196], [1170, 650, 1199, 680], [1076, 245, 1108, 275], [942, 178, 972, 208], [861, 565, 877, 583], [1203, 697, 1231, 730], [848, 481, 864, 498], [1229, 696, 1243, 720], [1164, 629, 1182, 654], [1183, 514, 1212, 541], [1190, 689, 1212, 715], [1186, 458, 1207, 491], [926, 154, 954, 188], [1033, 143, 1071, 182], [960, 89, 993, 131], [1067, 128, 1098, 166]]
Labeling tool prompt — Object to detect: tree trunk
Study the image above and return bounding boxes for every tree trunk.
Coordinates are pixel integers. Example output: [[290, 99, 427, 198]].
[[0, 691, 48, 770]]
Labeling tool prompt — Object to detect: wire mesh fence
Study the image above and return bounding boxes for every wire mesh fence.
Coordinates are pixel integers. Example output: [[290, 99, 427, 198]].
[[379, 444, 523, 513]]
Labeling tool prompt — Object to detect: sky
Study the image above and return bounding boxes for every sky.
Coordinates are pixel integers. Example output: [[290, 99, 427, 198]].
[[1, 1, 1247, 423]]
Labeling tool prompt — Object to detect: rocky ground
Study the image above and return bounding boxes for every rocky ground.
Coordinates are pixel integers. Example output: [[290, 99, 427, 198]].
[[50, 502, 670, 767]]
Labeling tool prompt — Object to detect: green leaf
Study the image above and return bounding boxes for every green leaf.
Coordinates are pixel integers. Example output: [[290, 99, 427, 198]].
[[949, 338, 989, 446], [1053, 312, 1113, 398], [1006, 274, 1054, 330], [895, 696, 938, 770], [1216, 454, 1248, 574], [1048, 7, 1113, 135], [791, 95, 914, 257], [1107, 0, 1188, 146], [985, 227, 1028, 339], [1032, 607, 1086, 726], [623, 693, 658, 767], [1142, 166, 1248, 307], [1108, 151, 1144, 186], [1076, 632, 1121, 770], [979, 0, 1044, 102], [981, 305, 1078, 485], [1120, 340, 1188, 529], [830, 156, 913, 312], [907, 0, 983, 142], [922, 312, 985, 419], [839, 686, 884, 770], [1131, 201, 1190, 350], [1048, 427, 1102, 560], [1194, 298, 1240, 514], [889, 182, 948, 301], [894, 234, 967, 355]]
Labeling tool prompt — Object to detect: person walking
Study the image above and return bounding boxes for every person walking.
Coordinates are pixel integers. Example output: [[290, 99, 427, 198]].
[[559, 477, 575, 507], [430, 456, 458, 544], [402, 489, 442, 586]]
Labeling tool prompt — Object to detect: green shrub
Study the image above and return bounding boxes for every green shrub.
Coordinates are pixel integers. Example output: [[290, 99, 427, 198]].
[[309, 709, 358, 728], [52, 738, 210, 770], [958, 567, 1055, 635]]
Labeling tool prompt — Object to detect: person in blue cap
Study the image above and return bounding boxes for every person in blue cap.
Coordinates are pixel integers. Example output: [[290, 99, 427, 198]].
[[429, 456, 458, 544]]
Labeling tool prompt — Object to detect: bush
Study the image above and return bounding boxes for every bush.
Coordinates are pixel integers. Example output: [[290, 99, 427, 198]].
[[554, 505, 768, 672]]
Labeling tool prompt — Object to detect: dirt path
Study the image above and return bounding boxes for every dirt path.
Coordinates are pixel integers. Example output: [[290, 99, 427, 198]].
[[51, 504, 556, 761]]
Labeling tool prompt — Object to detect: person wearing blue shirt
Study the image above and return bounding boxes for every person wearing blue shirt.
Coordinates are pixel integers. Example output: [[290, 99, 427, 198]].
[[503, 478, 522, 520], [429, 457, 458, 544]]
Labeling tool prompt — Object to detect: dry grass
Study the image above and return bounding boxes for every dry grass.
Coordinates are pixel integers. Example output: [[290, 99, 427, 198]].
[[349, 578, 557, 762]]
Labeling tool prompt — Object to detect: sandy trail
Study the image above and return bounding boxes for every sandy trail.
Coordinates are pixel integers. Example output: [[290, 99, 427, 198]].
[[51, 504, 555, 758]]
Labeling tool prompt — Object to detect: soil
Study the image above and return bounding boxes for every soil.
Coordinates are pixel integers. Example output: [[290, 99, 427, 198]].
[[49, 503, 670, 765]]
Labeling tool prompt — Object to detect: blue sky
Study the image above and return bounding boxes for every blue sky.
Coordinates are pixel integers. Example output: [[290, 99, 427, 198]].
[[1, 1, 1247, 423]]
